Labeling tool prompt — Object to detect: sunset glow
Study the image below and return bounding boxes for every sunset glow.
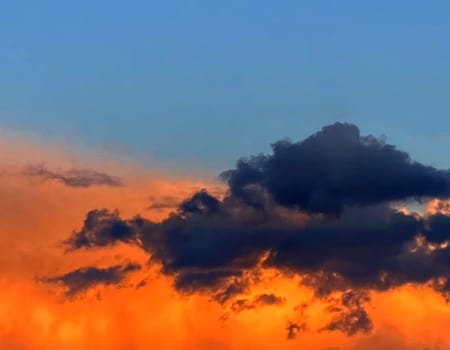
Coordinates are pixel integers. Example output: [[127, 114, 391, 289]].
[[3, 2, 450, 348]]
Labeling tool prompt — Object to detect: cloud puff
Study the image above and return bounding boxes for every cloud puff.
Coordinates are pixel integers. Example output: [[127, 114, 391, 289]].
[[222, 122, 450, 215], [286, 322, 306, 340], [64, 209, 142, 250], [323, 290, 373, 336], [24, 164, 122, 187]]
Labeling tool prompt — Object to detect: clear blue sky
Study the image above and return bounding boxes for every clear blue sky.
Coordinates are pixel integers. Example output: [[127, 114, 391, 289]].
[[2, 1, 450, 170]]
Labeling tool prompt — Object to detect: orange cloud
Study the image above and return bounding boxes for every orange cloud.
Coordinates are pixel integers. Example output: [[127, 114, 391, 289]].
[[1, 135, 450, 350]]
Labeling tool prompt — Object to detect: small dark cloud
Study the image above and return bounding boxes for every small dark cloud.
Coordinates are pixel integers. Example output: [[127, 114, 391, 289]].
[[214, 279, 248, 304], [254, 293, 285, 305], [24, 164, 122, 187], [135, 279, 147, 289], [286, 322, 306, 339], [323, 290, 373, 336], [43, 263, 141, 297], [230, 293, 285, 313], [173, 270, 242, 295], [341, 290, 370, 308], [326, 308, 373, 336], [230, 299, 254, 313], [64, 209, 144, 250]]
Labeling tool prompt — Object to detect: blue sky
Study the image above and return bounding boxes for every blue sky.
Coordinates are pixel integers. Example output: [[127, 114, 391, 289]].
[[2, 1, 450, 171]]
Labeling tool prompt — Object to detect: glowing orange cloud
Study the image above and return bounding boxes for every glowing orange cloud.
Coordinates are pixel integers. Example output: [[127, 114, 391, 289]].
[[0, 135, 450, 350]]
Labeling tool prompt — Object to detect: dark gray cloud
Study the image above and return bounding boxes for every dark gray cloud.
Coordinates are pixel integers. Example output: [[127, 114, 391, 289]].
[[64, 209, 143, 250], [254, 293, 285, 305], [173, 269, 246, 302], [65, 202, 450, 298], [326, 306, 372, 336], [60, 122, 450, 335], [230, 293, 285, 313], [222, 122, 450, 216], [323, 290, 373, 336], [286, 322, 306, 340], [44, 263, 141, 297], [178, 190, 221, 215], [24, 164, 122, 187]]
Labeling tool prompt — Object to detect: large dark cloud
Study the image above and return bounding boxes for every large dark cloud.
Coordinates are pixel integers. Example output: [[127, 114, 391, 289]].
[[24, 164, 122, 187], [44, 263, 141, 297], [58, 122, 450, 335], [64, 202, 450, 298], [222, 123, 450, 215]]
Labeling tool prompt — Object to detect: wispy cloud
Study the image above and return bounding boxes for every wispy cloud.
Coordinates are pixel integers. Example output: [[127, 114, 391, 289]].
[[43, 263, 141, 297], [24, 164, 123, 187]]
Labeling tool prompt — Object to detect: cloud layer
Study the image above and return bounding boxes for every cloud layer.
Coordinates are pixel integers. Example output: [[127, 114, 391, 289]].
[[2, 126, 450, 349], [55, 122, 450, 337]]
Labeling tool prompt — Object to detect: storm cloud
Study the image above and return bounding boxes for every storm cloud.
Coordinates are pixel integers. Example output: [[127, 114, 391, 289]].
[[222, 122, 450, 215], [58, 122, 450, 334]]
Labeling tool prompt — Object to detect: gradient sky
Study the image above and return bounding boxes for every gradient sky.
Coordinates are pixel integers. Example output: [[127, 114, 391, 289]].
[[4, 3, 450, 349], [2, 1, 450, 170]]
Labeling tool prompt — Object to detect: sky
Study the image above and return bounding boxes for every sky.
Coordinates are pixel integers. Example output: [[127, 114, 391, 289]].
[[2, 1, 450, 170], [3, 2, 450, 350]]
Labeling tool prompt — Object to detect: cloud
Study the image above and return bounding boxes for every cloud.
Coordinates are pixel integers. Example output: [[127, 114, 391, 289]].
[[286, 322, 306, 340], [43, 263, 141, 297], [63, 200, 450, 299], [178, 190, 221, 215], [254, 293, 285, 305], [222, 122, 450, 215], [24, 164, 123, 187], [63, 209, 142, 250], [230, 293, 285, 313], [60, 122, 450, 335], [323, 290, 373, 336]]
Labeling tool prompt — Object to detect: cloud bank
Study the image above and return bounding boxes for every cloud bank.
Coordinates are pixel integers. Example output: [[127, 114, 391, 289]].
[[52, 122, 450, 338]]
